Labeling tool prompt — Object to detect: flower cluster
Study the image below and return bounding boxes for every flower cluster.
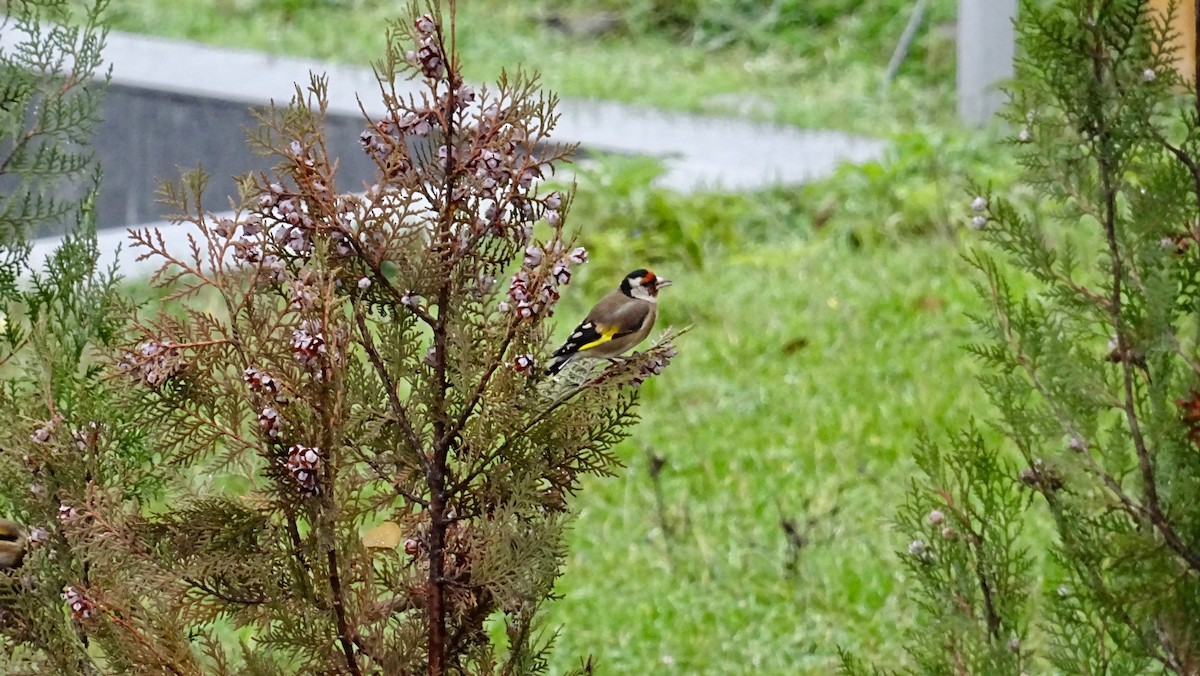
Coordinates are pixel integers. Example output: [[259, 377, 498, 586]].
[[253, 183, 317, 257], [244, 366, 283, 398], [27, 527, 48, 548], [629, 344, 677, 387], [118, 341, 185, 388], [289, 268, 318, 311], [29, 415, 61, 444], [58, 504, 78, 522], [1018, 458, 1063, 492], [907, 539, 934, 563], [499, 245, 587, 320], [62, 586, 96, 620], [286, 445, 322, 495], [970, 196, 988, 230], [68, 422, 98, 452], [411, 14, 445, 79], [258, 407, 283, 439], [291, 320, 327, 370], [511, 354, 536, 374]]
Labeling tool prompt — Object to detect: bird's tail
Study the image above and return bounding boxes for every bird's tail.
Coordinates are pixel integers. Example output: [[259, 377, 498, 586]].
[[546, 354, 572, 375]]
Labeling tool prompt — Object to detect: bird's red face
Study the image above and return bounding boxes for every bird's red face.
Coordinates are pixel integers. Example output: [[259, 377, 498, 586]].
[[623, 269, 672, 300]]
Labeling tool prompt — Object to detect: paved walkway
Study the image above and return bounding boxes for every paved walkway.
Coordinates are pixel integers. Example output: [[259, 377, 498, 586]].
[[25, 30, 885, 274]]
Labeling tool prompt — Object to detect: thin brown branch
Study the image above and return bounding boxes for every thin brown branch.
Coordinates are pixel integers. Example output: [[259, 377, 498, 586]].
[[326, 547, 363, 676], [182, 578, 267, 606], [105, 611, 190, 676], [345, 438, 429, 508], [1090, 25, 1200, 571], [353, 303, 426, 466]]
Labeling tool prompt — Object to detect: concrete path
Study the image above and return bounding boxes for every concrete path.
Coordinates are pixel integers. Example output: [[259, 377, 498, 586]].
[[19, 29, 885, 274]]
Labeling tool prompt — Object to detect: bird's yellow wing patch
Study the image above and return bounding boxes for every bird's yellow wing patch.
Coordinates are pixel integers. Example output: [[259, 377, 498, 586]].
[[578, 324, 621, 352]]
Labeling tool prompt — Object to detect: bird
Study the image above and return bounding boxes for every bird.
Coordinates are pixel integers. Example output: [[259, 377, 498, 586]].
[[0, 518, 27, 570], [547, 269, 672, 375]]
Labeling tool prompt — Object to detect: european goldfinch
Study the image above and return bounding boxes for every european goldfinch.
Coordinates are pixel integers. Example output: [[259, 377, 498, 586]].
[[547, 269, 672, 375], [0, 518, 26, 569]]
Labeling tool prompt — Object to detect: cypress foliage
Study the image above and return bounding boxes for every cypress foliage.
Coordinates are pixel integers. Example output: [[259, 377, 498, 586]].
[[3, 2, 680, 673], [846, 1, 1200, 672]]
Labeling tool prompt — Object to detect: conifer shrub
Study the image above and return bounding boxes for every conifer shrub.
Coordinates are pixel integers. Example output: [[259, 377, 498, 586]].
[[844, 1, 1200, 672], [1, 2, 680, 673]]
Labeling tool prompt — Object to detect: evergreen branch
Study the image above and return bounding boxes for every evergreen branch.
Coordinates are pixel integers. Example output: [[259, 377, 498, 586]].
[[182, 577, 267, 606], [983, 261, 1148, 523], [425, 23, 456, 672], [1043, 496, 1187, 672], [103, 610, 190, 676], [345, 438, 429, 508], [936, 490, 1002, 640], [285, 512, 316, 604], [442, 319, 515, 451], [1092, 51, 1200, 571], [326, 546, 363, 676], [353, 303, 426, 466]]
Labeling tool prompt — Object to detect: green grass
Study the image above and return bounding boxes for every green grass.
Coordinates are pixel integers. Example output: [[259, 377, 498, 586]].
[[99, 1, 1014, 671], [536, 229, 989, 673], [107, 0, 958, 134]]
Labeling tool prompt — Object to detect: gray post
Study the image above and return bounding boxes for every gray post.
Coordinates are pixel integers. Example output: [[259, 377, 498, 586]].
[[957, 0, 1018, 125]]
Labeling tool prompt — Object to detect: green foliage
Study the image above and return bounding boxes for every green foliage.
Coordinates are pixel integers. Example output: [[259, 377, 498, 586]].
[[850, 0, 1200, 672], [0, 0, 108, 288], [894, 428, 1034, 675], [107, 0, 958, 133], [547, 0, 955, 81], [566, 155, 807, 276], [802, 126, 1026, 244], [3, 5, 682, 673], [0, 1, 184, 673]]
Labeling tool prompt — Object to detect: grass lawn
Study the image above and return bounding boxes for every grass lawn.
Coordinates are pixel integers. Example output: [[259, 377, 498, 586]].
[[107, 0, 958, 134], [101, 1, 1005, 672], [530, 228, 988, 673]]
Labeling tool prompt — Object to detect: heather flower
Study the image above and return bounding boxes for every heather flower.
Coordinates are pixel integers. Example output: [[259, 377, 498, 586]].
[[286, 445, 323, 495], [289, 271, 318, 311], [552, 261, 571, 286], [416, 36, 445, 79], [118, 341, 185, 388], [627, 345, 678, 386], [292, 320, 327, 369], [523, 246, 544, 267], [62, 586, 95, 620], [907, 539, 932, 562], [28, 527, 48, 547], [30, 419, 56, 444], [58, 504, 78, 522], [511, 354, 536, 374], [214, 217, 235, 238], [242, 215, 263, 236], [414, 13, 436, 35], [259, 407, 283, 438]]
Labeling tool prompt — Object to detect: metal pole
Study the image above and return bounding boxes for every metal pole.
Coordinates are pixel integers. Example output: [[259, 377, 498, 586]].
[[957, 0, 1018, 125]]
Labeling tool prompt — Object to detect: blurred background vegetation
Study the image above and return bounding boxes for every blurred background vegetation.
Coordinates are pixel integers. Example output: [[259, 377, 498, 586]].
[[104, 0, 1026, 672]]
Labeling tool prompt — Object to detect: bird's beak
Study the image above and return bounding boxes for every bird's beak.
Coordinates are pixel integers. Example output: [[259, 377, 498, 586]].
[[655, 277, 672, 289]]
